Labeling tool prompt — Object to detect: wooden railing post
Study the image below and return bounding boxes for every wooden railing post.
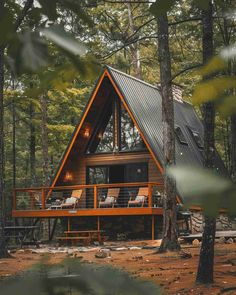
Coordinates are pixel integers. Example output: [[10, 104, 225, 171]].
[[148, 184, 152, 208], [13, 190, 16, 210], [94, 186, 97, 209], [41, 188, 45, 210]]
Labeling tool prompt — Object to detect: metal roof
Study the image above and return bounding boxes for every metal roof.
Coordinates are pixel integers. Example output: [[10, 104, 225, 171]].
[[107, 66, 228, 201]]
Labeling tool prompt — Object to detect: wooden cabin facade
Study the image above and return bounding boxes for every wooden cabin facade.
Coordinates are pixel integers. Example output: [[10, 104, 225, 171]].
[[12, 66, 227, 240]]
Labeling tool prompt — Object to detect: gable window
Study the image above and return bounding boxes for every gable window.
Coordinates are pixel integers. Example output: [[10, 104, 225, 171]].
[[87, 103, 114, 153], [175, 126, 188, 145], [188, 127, 203, 149], [86, 98, 147, 154], [120, 104, 146, 152]]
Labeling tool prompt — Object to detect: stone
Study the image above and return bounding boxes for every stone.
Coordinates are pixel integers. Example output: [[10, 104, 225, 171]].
[[113, 247, 127, 251], [95, 250, 109, 258], [218, 237, 226, 244], [179, 250, 192, 259], [192, 239, 200, 246], [128, 246, 142, 250], [226, 238, 234, 244], [133, 255, 143, 260]]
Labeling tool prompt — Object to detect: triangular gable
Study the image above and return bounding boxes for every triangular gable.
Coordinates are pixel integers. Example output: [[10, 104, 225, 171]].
[[51, 68, 164, 189]]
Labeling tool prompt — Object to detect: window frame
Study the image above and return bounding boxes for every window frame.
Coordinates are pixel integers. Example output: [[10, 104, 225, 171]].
[[187, 126, 204, 149], [175, 126, 188, 145]]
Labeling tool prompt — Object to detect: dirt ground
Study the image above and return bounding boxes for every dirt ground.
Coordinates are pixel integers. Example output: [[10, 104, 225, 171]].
[[0, 241, 236, 295]]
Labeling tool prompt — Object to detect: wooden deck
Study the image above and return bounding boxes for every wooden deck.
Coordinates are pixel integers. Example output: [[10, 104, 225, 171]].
[[12, 182, 164, 218], [12, 207, 163, 218]]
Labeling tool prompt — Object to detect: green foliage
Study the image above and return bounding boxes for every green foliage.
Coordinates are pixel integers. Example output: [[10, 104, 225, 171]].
[[168, 166, 236, 217], [192, 43, 236, 117], [150, 0, 175, 16], [192, 77, 236, 104], [41, 25, 87, 57]]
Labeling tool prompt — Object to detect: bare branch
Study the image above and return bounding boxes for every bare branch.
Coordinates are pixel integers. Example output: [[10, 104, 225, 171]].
[[171, 64, 202, 81], [14, 0, 34, 32]]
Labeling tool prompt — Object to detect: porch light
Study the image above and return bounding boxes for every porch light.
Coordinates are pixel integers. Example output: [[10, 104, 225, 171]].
[[64, 171, 73, 182], [84, 129, 90, 138]]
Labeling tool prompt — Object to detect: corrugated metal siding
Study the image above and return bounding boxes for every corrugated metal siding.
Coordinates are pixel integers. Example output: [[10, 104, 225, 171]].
[[107, 66, 228, 201]]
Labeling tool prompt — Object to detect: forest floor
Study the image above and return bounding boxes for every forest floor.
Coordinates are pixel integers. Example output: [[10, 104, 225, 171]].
[[0, 240, 236, 294]]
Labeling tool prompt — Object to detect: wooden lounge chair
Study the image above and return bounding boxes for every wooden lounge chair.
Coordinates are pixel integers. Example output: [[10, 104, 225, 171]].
[[49, 189, 82, 210], [128, 187, 148, 207], [99, 188, 120, 208]]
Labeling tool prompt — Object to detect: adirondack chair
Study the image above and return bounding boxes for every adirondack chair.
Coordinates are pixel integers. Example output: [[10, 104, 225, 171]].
[[99, 188, 120, 208], [128, 187, 148, 207], [49, 189, 82, 210]]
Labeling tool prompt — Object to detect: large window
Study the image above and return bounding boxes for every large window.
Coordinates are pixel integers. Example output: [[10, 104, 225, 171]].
[[86, 99, 146, 154], [87, 103, 114, 153], [120, 104, 146, 152]]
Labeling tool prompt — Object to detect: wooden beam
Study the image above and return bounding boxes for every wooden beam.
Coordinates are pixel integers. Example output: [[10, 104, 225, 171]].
[[94, 186, 98, 209], [12, 207, 163, 218], [41, 188, 45, 210], [152, 215, 155, 240]]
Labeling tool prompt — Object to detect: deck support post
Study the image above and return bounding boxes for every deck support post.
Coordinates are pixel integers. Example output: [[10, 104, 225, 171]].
[[94, 186, 97, 209], [148, 184, 152, 207], [67, 217, 71, 231], [152, 215, 155, 240], [41, 188, 45, 210], [48, 218, 51, 241], [97, 216, 101, 244]]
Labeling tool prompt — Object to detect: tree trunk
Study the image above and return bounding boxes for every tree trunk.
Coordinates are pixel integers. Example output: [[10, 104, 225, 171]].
[[127, 3, 141, 79], [12, 80, 16, 188], [231, 114, 236, 183], [29, 102, 36, 186], [157, 13, 180, 253], [0, 45, 8, 258], [40, 95, 50, 186], [196, 1, 216, 284]]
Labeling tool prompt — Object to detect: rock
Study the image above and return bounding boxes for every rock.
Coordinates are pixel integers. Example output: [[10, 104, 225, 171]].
[[113, 247, 127, 251], [192, 239, 200, 246], [133, 255, 143, 260], [179, 250, 192, 259], [128, 246, 142, 250], [226, 238, 234, 244], [95, 250, 110, 258], [218, 237, 226, 244]]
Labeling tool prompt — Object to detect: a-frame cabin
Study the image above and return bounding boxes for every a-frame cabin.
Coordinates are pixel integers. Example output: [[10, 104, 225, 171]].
[[12, 66, 227, 240]]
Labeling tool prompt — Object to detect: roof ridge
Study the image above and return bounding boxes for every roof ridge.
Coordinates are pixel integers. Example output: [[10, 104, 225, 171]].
[[106, 65, 160, 91]]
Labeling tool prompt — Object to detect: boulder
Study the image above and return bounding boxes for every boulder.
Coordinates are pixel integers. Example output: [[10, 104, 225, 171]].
[[226, 238, 234, 244], [95, 250, 110, 258], [218, 237, 226, 244], [179, 250, 192, 259]]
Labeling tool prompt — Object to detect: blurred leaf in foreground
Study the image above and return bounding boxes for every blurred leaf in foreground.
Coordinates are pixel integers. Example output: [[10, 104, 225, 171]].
[[192, 76, 236, 105], [41, 25, 87, 56], [168, 166, 235, 217]]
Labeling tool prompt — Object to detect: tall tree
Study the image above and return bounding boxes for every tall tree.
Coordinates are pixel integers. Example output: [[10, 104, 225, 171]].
[[40, 95, 49, 186], [196, 1, 216, 284], [126, 3, 141, 79], [157, 12, 180, 252]]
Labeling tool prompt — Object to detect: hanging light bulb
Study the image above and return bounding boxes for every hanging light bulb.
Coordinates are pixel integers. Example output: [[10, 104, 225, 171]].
[[84, 129, 90, 138], [64, 171, 73, 182]]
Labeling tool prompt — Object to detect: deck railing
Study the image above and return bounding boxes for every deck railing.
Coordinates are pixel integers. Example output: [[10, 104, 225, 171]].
[[13, 182, 164, 211]]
